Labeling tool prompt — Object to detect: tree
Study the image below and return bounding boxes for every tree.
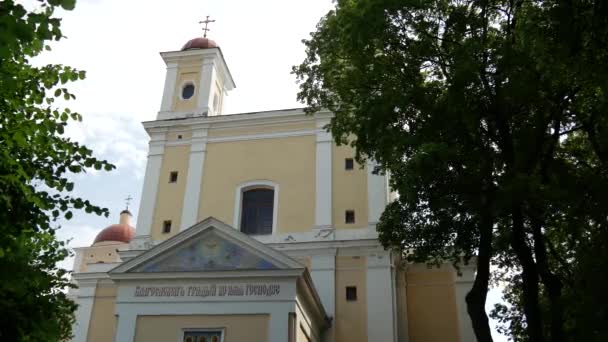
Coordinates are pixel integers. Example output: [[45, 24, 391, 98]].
[[294, 0, 608, 341], [0, 1, 115, 340]]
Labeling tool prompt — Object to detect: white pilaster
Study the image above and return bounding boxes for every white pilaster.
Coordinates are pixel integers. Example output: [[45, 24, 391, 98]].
[[114, 310, 137, 342], [134, 130, 166, 245], [310, 251, 336, 319], [367, 160, 388, 225], [197, 59, 218, 115], [71, 280, 97, 342], [367, 251, 397, 342], [159, 62, 178, 113], [455, 265, 476, 342], [180, 125, 208, 230], [315, 116, 333, 230], [269, 312, 290, 342]]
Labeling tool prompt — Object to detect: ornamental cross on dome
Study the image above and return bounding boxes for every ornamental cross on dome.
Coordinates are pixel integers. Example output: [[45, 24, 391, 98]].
[[199, 15, 216, 38], [124, 195, 133, 210]]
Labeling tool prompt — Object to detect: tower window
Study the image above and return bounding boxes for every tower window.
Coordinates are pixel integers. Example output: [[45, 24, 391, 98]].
[[241, 188, 274, 235], [345, 158, 354, 170], [345, 210, 355, 224], [162, 220, 172, 234], [181, 84, 195, 100], [346, 286, 357, 301], [169, 171, 178, 183]]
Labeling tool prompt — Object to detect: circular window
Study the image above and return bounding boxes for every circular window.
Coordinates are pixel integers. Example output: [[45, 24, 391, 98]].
[[182, 84, 195, 100]]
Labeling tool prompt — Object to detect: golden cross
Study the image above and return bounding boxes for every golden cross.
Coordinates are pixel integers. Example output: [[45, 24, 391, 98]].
[[125, 195, 133, 210], [199, 15, 216, 38]]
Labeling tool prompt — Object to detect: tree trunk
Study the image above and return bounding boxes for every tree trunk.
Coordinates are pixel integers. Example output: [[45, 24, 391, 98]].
[[511, 206, 544, 342], [531, 217, 564, 342], [465, 210, 494, 342]]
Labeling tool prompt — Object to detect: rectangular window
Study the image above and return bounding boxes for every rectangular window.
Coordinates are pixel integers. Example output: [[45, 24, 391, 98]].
[[241, 188, 274, 235], [183, 330, 223, 342], [346, 286, 357, 301], [162, 220, 172, 234], [345, 210, 355, 224], [169, 171, 178, 183], [345, 158, 354, 170]]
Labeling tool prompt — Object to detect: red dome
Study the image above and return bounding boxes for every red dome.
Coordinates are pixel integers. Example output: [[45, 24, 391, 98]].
[[93, 223, 135, 244], [181, 37, 218, 51]]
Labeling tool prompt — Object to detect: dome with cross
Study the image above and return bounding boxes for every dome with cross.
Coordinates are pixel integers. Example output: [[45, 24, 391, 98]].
[[92, 207, 135, 245], [181, 37, 218, 51]]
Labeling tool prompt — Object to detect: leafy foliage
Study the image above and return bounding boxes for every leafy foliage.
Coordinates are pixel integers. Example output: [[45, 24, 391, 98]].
[[0, 1, 114, 340], [295, 0, 608, 341]]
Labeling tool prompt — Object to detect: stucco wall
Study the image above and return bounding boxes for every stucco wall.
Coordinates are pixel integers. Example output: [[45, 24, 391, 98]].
[[199, 135, 316, 233], [406, 268, 461, 342], [152, 145, 191, 240], [335, 256, 367, 342], [332, 144, 368, 229], [87, 283, 117, 342], [134, 314, 269, 342], [173, 65, 201, 112]]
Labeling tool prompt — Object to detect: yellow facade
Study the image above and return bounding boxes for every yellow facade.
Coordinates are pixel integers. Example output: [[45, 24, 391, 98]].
[[405, 268, 461, 342], [199, 135, 316, 233], [173, 65, 202, 112], [332, 144, 368, 229], [134, 315, 269, 342], [87, 283, 117, 342], [335, 256, 368, 342], [72, 40, 472, 342], [151, 145, 191, 240]]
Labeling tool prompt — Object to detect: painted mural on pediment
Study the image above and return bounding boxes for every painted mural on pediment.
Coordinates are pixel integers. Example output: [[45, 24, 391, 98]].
[[133, 232, 278, 272]]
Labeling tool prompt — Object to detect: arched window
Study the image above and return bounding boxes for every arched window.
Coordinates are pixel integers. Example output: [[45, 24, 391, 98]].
[[234, 181, 278, 235], [241, 188, 274, 235]]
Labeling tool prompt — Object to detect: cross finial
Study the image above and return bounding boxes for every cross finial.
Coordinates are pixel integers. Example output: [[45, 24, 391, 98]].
[[125, 195, 133, 210], [199, 15, 216, 38]]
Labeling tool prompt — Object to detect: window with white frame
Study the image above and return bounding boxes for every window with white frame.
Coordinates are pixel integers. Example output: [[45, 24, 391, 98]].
[[183, 330, 223, 342], [240, 188, 274, 235]]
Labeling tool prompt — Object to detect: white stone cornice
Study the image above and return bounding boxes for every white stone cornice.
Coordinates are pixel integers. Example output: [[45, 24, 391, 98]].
[[145, 108, 332, 131]]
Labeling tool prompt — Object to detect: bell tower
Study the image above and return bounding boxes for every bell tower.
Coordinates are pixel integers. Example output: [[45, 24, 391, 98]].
[[157, 35, 235, 120]]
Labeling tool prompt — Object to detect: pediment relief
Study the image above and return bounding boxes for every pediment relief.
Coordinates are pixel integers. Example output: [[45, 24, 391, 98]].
[[131, 230, 278, 272]]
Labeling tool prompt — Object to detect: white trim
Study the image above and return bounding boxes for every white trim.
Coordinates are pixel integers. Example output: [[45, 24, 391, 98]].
[[367, 159, 388, 225], [197, 60, 217, 115], [315, 116, 333, 229], [146, 108, 330, 132], [135, 132, 166, 238], [159, 62, 178, 112], [210, 129, 316, 143], [178, 80, 196, 101], [163, 129, 316, 146], [180, 126, 208, 230], [454, 265, 476, 342], [71, 280, 97, 342], [232, 180, 280, 236], [181, 328, 225, 342], [310, 252, 336, 342], [111, 217, 304, 275], [366, 251, 397, 342]]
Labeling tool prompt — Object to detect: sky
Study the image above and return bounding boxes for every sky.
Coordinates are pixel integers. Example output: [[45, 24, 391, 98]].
[[29, 0, 506, 340]]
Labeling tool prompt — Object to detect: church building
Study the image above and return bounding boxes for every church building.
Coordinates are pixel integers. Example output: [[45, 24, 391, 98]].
[[69, 33, 476, 342]]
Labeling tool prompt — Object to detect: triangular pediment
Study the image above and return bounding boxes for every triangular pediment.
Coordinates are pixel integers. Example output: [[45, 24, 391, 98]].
[[111, 217, 303, 274]]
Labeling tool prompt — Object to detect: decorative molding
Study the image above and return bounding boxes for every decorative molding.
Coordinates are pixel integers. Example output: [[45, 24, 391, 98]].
[[111, 217, 304, 275]]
